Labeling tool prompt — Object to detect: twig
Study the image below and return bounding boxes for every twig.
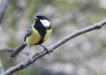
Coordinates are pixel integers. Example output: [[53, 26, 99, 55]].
[[2, 19, 106, 75], [0, 0, 10, 23]]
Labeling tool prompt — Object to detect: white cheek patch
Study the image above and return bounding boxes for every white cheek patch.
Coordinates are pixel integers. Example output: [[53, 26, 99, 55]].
[[40, 19, 50, 27]]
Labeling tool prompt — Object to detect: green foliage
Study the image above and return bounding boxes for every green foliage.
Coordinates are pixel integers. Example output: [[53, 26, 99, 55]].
[[17, 68, 40, 75], [9, 20, 17, 29], [28, 4, 36, 21], [37, 0, 54, 4], [55, 1, 82, 9], [8, 37, 18, 48], [5, 0, 17, 19], [17, 69, 30, 75]]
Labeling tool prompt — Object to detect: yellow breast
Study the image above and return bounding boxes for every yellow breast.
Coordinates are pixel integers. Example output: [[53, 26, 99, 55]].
[[44, 29, 52, 42], [26, 27, 52, 46], [26, 27, 41, 45]]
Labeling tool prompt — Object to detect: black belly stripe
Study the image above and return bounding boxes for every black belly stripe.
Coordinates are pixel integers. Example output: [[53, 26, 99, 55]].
[[35, 30, 47, 45], [34, 26, 46, 45], [36, 36, 44, 45]]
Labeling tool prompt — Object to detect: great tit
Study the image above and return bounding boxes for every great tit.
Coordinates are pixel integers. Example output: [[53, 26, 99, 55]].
[[10, 15, 52, 63]]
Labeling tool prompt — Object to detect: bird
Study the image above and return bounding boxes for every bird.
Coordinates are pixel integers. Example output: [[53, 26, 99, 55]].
[[10, 15, 52, 63]]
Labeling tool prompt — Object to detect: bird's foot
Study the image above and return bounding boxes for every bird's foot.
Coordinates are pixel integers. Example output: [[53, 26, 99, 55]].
[[29, 57, 34, 64], [44, 47, 51, 55], [40, 45, 51, 55]]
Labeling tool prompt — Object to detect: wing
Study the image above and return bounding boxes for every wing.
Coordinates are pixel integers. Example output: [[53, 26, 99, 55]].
[[24, 27, 32, 41]]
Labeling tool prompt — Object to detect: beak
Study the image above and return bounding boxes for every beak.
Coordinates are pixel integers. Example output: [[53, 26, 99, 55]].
[[34, 17, 38, 20]]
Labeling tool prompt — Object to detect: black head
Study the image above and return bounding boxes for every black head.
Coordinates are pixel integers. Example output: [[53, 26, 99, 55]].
[[34, 15, 50, 21], [34, 15, 51, 28]]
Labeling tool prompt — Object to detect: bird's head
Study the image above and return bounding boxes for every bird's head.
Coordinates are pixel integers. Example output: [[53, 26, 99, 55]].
[[34, 15, 50, 28]]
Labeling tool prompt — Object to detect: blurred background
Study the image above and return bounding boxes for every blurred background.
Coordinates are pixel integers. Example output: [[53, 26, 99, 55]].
[[0, 0, 106, 75]]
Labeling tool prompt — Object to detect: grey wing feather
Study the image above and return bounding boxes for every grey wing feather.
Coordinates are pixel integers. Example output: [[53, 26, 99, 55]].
[[24, 27, 32, 41]]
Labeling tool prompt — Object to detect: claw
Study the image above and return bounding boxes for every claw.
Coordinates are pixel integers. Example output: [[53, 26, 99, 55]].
[[44, 47, 51, 55], [29, 58, 33, 64], [40, 45, 50, 55]]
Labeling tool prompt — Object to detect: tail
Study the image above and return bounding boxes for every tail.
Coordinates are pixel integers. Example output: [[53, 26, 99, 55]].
[[10, 42, 27, 58]]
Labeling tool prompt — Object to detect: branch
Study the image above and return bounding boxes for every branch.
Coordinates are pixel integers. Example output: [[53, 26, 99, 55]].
[[2, 19, 106, 75], [0, 0, 10, 23]]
